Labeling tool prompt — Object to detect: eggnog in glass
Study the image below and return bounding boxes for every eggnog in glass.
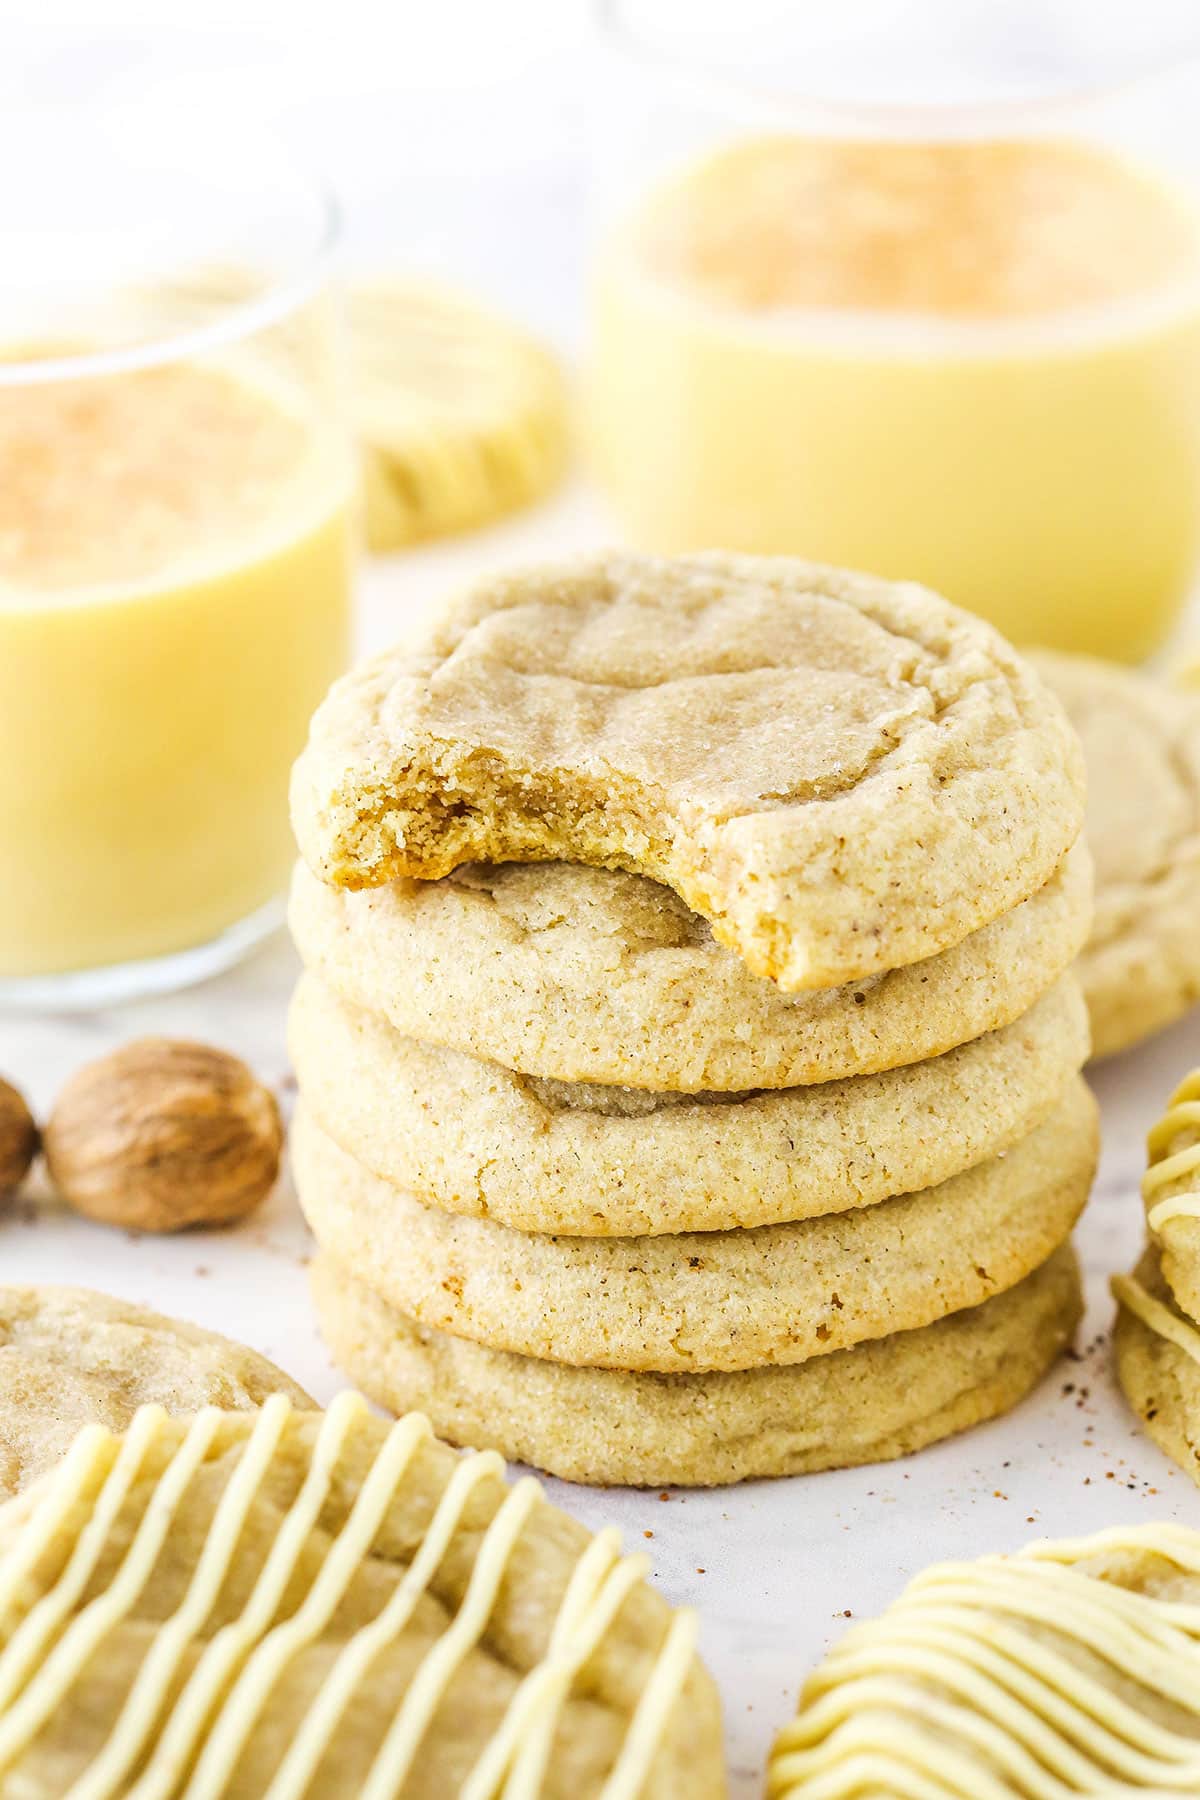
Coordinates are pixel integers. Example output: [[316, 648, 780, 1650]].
[[588, 2, 1200, 661], [0, 110, 354, 1006]]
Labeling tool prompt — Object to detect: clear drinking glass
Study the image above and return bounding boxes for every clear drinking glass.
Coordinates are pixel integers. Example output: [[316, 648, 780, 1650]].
[[586, 1, 1200, 661], [0, 105, 356, 1008]]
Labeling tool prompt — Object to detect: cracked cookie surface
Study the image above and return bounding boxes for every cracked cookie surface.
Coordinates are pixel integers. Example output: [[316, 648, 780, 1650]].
[[0, 1285, 311, 1497], [292, 553, 1085, 990]]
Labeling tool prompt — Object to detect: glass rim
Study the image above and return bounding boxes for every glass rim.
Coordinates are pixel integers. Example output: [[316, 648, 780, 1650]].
[[595, 0, 1200, 130], [0, 180, 342, 389]]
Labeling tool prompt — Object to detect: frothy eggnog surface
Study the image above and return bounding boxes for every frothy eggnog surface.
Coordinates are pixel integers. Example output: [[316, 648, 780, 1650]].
[[589, 135, 1200, 658], [0, 357, 352, 977]]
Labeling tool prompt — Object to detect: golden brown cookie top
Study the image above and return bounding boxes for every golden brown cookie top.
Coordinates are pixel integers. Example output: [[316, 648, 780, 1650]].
[[292, 552, 1085, 990], [0, 1283, 311, 1497]]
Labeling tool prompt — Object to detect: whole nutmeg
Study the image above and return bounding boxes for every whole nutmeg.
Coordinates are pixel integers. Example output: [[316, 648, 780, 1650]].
[[44, 1039, 283, 1233], [0, 1077, 38, 1197]]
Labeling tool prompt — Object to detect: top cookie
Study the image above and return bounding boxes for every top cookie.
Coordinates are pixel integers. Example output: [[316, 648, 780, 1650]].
[[1033, 649, 1200, 1058], [292, 553, 1085, 990]]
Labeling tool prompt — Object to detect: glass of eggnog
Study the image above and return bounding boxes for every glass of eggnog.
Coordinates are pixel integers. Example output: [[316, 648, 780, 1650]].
[[0, 108, 355, 1006], [587, 1, 1200, 662]]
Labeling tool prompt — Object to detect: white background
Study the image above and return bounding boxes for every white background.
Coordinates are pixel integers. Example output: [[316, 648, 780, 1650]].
[[3, 4, 1200, 1792]]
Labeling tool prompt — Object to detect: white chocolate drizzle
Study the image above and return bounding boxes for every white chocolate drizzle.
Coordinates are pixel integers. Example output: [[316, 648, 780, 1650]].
[[0, 1396, 694, 1798], [1111, 1271, 1200, 1368], [768, 1523, 1200, 1798], [1111, 1067, 1200, 1365], [1143, 1069, 1200, 1236]]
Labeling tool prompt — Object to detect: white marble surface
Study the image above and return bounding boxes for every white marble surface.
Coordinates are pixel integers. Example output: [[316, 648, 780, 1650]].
[[7, 9, 1200, 1786], [2, 477, 1200, 1794]]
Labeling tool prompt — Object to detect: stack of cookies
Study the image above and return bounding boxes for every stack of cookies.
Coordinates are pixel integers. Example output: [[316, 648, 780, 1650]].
[[289, 552, 1097, 1487]]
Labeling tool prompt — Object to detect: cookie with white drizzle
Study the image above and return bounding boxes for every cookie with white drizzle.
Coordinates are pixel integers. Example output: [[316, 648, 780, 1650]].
[[1114, 1242, 1200, 1486], [123, 266, 569, 554], [1111, 1068, 1200, 1484], [350, 278, 569, 551], [1138, 1067, 1200, 1320], [768, 1520, 1200, 1797], [0, 1394, 722, 1796]]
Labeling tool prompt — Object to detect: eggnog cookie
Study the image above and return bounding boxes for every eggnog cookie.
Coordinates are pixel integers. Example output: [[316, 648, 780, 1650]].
[[293, 1086, 1094, 1372], [289, 843, 1092, 1093], [1033, 649, 1200, 1058], [128, 266, 569, 552], [351, 279, 570, 550], [291, 553, 1086, 991], [1114, 1242, 1200, 1486], [311, 1244, 1081, 1487], [768, 1520, 1200, 1797], [1139, 1066, 1200, 1321], [0, 1394, 722, 1796], [290, 973, 1089, 1236], [0, 1284, 311, 1497]]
